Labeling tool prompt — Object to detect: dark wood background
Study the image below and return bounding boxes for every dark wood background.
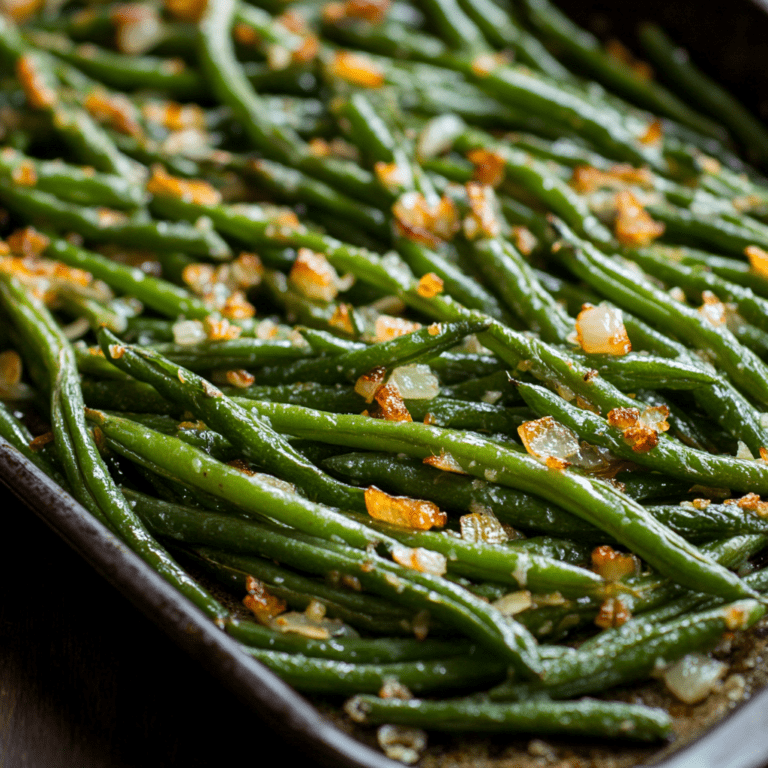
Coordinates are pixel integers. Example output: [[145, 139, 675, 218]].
[[0, 493, 324, 768]]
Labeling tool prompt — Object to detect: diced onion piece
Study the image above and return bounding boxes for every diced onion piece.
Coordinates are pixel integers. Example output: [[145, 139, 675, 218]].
[[662, 653, 727, 704], [699, 290, 727, 326], [225, 369, 255, 388], [374, 315, 421, 342], [172, 319, 206, 345], [460, 508, 508, 544], [575, 303, 631, 355], [377, 724, 427, 766], [492, 590, 533, 617], [639, 118, 663, 146], [614, 190, 664, 245], [591, 545, 640, 582], [242, 575, 286, 623], [463, 182, 501, 239], [518, 416, 581, 465], [467, 148, 506, 187], [416, 114, 465, 161], [392, 191, 460, 247], [288, 247, 340, 302], [746, 245, 768, 278], [355, 365, 386, 403], [416, 272, 444, 298], [364, 485, 447, 530], [391, 543, 447, 575], [387, 364, 439, 400], [595, 597, 631, 629], [146, 164, 222, 205], [328, 51, 385, 87], [165, 0, 208, 22], [269, 603, 345, 640]]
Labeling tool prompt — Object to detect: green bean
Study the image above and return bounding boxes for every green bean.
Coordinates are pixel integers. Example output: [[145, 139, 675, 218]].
[[639, 23, 768, 166], [251, 319, 488, 386], [97, 327, 364, 509], [489, 599, 764, 701], [0, 146, 145, 208], [179, 543, 422, 637], [0, 272, 229, 623], [515, 378, 768, 495], [43, 238, 212, 319], [234, 398, 758, 600], [0, 184, 231, 258], [344, 695, 673, 740], [626, 245, 768, 334], [27, 31, 205, 97], [518, 0, 726, 141], [551, 220, 768, 408], [241, 646, 506, 695], [99, 431, 542, 675]]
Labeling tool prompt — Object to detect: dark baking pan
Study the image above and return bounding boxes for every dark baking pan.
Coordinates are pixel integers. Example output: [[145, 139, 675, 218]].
[[4, 2, 768, 766]]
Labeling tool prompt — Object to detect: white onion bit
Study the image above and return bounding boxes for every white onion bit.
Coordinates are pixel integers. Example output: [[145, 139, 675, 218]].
[[662, 653, 728, 704]]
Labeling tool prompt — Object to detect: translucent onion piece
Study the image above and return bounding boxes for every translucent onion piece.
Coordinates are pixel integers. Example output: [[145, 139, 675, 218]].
[[492, 590, 533, 617], [460, 508, 508, 544], [391, 543, 447, 575], [663, 653, 727, 704], [613, 190, 664, 245], [365, 486, 447, 530], [355, 366, 386, 403], [575, 303, 632, 355], [387, 364, 439, 400], [591, 545, 640, 582], [172, 319, 206, 345], [518, 416, 581, 465], [376, 725, 427, 766], [288, 248, 340, 302]]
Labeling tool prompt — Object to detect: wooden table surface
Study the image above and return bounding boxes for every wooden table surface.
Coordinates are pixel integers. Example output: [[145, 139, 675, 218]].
[[0, 492, 329, 768]]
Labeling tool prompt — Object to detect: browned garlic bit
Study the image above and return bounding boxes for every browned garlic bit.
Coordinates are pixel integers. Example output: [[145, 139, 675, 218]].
[[467, 148, 506, 188], [328, 50, 385, 88], [595, 596, 631, 629], [745, 244, 768, 278], [392, 191, 460, 247], [423, 449, 466, 474], [242, 575, 287, 623], [373, 383, 412, 422], [607, 404, 670, 452], [591, 545, 640, 582], [364, 485, 447, 530], [575, 302, 632, 355], [570, 163, 654, 195], [354, 365, 387, 403], [613, 189, 665, 245], [288, 247, 344, 302]]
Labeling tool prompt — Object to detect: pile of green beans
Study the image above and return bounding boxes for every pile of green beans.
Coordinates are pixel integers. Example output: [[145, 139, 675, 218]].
[[4, 0, 768, 762]]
